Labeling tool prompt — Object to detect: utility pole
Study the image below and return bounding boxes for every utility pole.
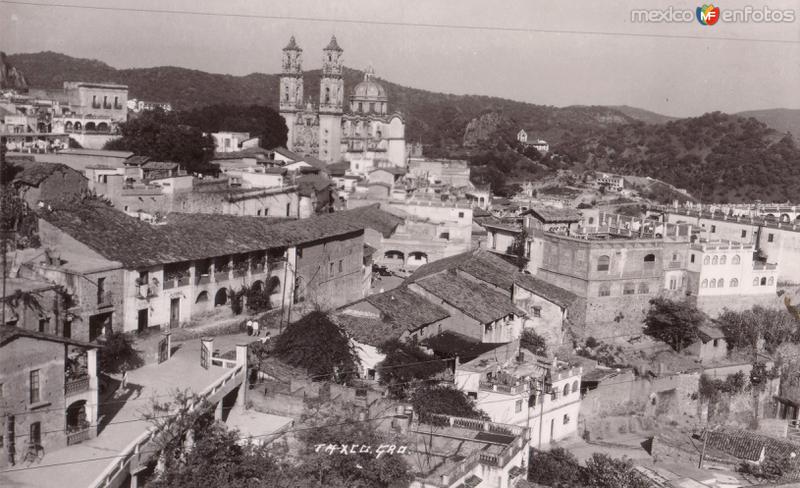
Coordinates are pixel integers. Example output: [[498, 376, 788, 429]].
[[698, 427, 708, 469], [1, 134, 6, 326]]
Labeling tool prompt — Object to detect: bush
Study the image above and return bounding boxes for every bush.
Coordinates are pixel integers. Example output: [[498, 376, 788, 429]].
[[98, 331, 144, 374]]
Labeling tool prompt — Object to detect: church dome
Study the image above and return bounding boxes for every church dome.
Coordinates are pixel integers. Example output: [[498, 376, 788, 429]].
[[351, 66, 387, 101]]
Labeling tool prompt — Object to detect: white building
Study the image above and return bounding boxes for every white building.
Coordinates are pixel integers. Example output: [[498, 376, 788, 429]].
[[455, 341, 583, 449], [516, 129, 549, 154]]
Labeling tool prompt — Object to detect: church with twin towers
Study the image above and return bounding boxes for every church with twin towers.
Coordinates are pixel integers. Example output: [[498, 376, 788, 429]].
[[278, 36, 407, 166]]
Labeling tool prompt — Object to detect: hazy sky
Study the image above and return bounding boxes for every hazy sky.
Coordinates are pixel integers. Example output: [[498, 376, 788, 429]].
[[2, 0, 799, 117]]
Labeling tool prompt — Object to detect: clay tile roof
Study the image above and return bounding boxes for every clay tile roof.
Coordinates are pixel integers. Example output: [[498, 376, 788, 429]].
[[327, 204, 403, 238], [11, 161, 84, 187], [514, 274, 578, 309], [143, 161, 179, 171], [415, 272, 524, 324], [702, 427, 800, 463], [332, 312, 405, 347], [406, 249, 516, 290], [324, 35, 343, 52], [364, 287, 450, 332], [123, 155, 150, 167]]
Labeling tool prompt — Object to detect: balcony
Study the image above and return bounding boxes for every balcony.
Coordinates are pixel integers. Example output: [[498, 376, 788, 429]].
[[136, 284, 157, 299], [66, 427, 91, 446], [479, 380, 529, 395], [97, 292, 114, 308], [232, 267, 248, 279], [65, 376, 90, 397]]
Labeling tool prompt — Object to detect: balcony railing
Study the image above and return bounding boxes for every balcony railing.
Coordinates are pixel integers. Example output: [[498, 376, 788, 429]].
[[65, 376, 90, 396], [67, 428, 91, 446], [136, 284, 157, 299]]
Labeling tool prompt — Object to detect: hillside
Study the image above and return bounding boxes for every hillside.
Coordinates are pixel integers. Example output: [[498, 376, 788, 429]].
[[7, 51, 636, 151], [549, 112, 800, 202], [736, 108, 800, 142], [0, 52, 28, 89], [608, 105, 677, 125]]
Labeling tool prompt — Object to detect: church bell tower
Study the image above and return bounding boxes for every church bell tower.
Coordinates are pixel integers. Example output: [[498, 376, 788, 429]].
[[279, 36, 304, 151], [318, 36, 344, 162]]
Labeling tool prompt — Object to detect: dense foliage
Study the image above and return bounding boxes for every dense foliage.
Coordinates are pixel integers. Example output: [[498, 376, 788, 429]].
[[272, 311, 358, 383], [104, 109, 217, 174], [521, 329, 547, 356], [376, 339, 448, 398], [717, 305, 799, 354], [97, 331, 144, 374], [643, 298, 706, 352], [698, 371, 747, 402], [528, 448, 649, 488], [410, 384, 488, 424], [177, 104, 287, 149]]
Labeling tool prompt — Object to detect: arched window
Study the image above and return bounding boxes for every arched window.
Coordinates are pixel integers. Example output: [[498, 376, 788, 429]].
[[730, 278, 739, 287], [720, 255, 727, 265], [703, 256, 711, 265], [753, 277, 760, 286], [768, 277, 774, 286], [597, 255, 610, 272], [599, 284, 611, 297], [638, 283, 649, 294], [712, 256, 719, 265], [710, 279, 716, 288], [563, 384, 569, 397], [718, 278, 724, 288], [588, 217, 594, 225], [732, 255, 741, 265], [761, 277, 767, 286], [623, 283, 635, 295], [701, 279, 708, 288], [572, 381, 579, 393], [643, 254, 656, 269], [195, 291, 209, 304]]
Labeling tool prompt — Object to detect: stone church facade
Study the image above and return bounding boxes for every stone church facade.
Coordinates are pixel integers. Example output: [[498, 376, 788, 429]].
[[279, 36, 406, 166]]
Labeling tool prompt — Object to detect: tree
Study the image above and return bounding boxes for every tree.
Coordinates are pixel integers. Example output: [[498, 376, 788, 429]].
[[717, 306, 798, 354], [377, 339, 448, 399], [176, 104, 288, 150], [581, 453, 650, 488], [104, 109, 217, 174], [521, 329, 547, 356], [528, 448, 583, 488], [97, 330, 144, 374], [291, 401, 413, 488], [410, 384, 488, 424], [272, 311, 359, 383], [643, 297, 706, 351]]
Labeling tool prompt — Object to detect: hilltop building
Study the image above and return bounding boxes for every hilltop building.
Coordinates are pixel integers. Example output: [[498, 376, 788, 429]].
[[279, 36, 406, 166]]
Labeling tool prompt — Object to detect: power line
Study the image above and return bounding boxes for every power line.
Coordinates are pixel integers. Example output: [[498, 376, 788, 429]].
[[2, 0, 799, 45]]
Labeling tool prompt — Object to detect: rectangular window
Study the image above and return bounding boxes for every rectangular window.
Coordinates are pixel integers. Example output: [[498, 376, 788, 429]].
[[741, 230, 747, 238], [713, 339, 719, 347], [458, 212, 464, 218], [286, 203, 291, 217], [533, 306, 542, 318], [669, 279, 676, 290], [691, 254, 695, 263], [97, 277, 106, 304], [296, 247, 303, 259], [338, 260, 343, 273], [439, 232, 450, 240], [467, 392, 478, 400], [711, 225, 716, 233], [623, 284, 635, 295], [515, 399, 523, 413], [30, 370, 40, 404], [38, 317, 48, 333], [768, 233, 774, 243]]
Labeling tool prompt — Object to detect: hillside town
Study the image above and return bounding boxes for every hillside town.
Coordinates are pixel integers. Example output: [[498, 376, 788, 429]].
[[2, 4, 800, 488]]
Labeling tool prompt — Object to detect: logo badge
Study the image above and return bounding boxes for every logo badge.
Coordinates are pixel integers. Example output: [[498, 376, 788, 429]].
[[696, 4, 721, 25]]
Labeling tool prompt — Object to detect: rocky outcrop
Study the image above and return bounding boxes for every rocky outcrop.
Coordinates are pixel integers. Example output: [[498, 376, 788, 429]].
[[463, 111, 507, 147], [0, 52, 28, 90]]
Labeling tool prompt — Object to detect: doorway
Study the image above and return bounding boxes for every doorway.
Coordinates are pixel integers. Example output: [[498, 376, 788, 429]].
[[137, 309, 148, 333], [170, 298, 180, 329]]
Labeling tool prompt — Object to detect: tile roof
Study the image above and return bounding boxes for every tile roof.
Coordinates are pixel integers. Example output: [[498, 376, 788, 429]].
[[142, 161, 179, 170], [11, 161, 86, 187], [332, 311, 406, 347], [515, 274, 578, 308], [698, 325, 726, 341], [0, 326, 98, 349], [123, 155, 150, 167], [522, 206, 582, 223], [406, 250, 517, 290], [273, 147, 303, 161], [331, 204, 403, 238], [58, 149, 134, 158], [37, 202, 370, 269], [415, 271, 524, 324], [326, 161, 350, 177], [702, 427, 800, 463], [365, 287, 450, 332]]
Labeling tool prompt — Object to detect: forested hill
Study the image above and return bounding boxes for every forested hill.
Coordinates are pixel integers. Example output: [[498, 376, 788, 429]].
[[549, 112, 800, 202], [8, 51, 799, 202]]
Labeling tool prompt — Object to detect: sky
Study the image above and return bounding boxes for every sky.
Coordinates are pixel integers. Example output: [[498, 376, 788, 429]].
[[2, 0, 800, 117]]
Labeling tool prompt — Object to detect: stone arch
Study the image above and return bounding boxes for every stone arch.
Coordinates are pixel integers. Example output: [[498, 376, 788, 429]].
[[66, 399, 88, 432], [572, 381, 579, 393], [384, 250, 405, 266], [195, 291, 209, 304], [214, 288, 228, 306], [712, 255, 719, 265], [768, 276, 774, 286], [765, 214, 776, 222], [732, 255, 741, 265], [562, 384, 569, 397], [720, 255, 727, 265], [718, 278, 724, 288], [65, 121, 73, 131], [97, 122, 109, 132], [753, 277, 760, 286], [710, 279, 716, 288], [730, 278, 739, 287], [74, 121, 82, 131], [597, 255, 610, 272], [781, 214, 791, 223], [701, 279, 708, 288], [85, 122, 96, 131], [703, 256, 711, 265], [761, 277, 767, 286]]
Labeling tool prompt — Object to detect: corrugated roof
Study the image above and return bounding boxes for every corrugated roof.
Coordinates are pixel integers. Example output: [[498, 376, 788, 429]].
[[415, 272, 523, 324]]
